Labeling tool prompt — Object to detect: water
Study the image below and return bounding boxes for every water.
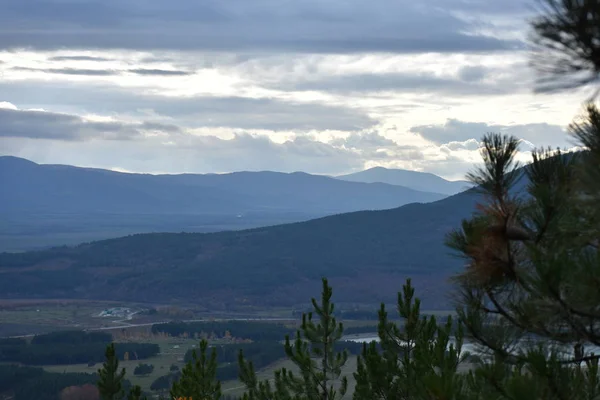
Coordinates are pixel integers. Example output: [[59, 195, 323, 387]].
[[343, 334, 600, 360], [344, 335, 477, 356]]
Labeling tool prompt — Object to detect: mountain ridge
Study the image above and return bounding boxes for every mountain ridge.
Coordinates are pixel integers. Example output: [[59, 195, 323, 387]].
[[0, 156, 450, 251], [337, 166, 472, 195], [0, 185, 482, 309]]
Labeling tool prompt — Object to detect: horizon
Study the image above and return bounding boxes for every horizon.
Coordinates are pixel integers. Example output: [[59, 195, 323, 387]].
[[0, 154, 470, 182]]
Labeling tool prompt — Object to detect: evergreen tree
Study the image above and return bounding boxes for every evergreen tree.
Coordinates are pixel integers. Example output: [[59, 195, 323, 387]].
[[97, 343, 126, 400], [238, 278, 348, 400], [170, 339, 222, 400], [353, 279, 469, 400], [97, 343, 146, 400], [126, 385, 146, 400], [446, 109, 600, 399], [530, 0, 600, 95]]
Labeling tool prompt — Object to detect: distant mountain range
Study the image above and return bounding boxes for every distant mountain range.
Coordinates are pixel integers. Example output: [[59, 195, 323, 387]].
[[337, 167, 472, 196], [0, 156, 468, 252], [0, 154, 558, 311]]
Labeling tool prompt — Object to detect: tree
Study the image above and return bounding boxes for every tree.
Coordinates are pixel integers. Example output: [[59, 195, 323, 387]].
[[97, 343, 126, 400], [353, 279, 469, 400], [530, 0, 600, 96], [170, 339, 222, 400], [238, 277, 349, 400], [133, 363, 154, 376], [126, 385, 146, 400], [97, 343, 146, 400], [446, 111, 600, 399]]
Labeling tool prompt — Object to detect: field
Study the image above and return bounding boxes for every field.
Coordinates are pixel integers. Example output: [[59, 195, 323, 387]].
[[43, 337, 197, 396], [41, 336, 360, 398], [221, 356, 360, 399], [0, 298, 302, 338], [1, 299, 459, 398]]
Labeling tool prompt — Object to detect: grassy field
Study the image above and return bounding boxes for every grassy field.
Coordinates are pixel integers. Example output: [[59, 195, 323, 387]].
[[41, 336, 361, 398], [43, 337, 199, 395], [219, 355, 359, 398]]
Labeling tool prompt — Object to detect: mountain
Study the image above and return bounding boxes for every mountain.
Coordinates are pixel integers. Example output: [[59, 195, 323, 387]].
[[337, 167, 472, 196], [0, 187, 484, 310], [0, 156, 447, 252]]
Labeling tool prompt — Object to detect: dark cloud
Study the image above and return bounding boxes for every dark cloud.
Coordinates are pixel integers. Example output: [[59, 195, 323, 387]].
[[0, 107, 179, 141], [431, 0, 531, 14], [127, 68, 192, 76], [458, 66, 487, 82], [0, 81, 377, 132], [11, 66, 192, 77], [0, 0, 522, 53], [48, 55, 114, 62], [12, 66, 117, 76], [268, 68, 527, 96], [410, 119, 573, 148]]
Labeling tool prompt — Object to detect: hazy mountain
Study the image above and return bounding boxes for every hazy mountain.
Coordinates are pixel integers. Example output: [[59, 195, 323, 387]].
[[0, 156, 447, 251], [0, 187, 483, 309], [337, 167, 472, 195]]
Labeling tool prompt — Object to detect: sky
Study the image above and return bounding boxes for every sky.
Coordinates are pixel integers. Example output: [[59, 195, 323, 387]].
[[0, 0, 593, 180]]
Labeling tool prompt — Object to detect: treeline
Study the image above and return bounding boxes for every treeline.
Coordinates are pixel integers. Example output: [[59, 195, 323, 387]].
[[151, 320, 294, 341], [296, 309, 379, 320], [0, 364, 132, 400], [31, 330, 112, 345], [0, 331, 159, 365], [183, 340, 368, 366]]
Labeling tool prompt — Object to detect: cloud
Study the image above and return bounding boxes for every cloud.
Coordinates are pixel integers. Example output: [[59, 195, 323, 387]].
[[0, 107, 179, 141], [0, 107, 498, 179], [127, 68, 192, 76], [457, 66, 487, 82], [442, 139, 481, 151], [0, 0, 522, 53], [410, 119, 573, 148], [1, 131, 367, 175], [331, 132, 398, 149], [0, 81, 377, 132], [48, 55, 114, 62], [263, 62, 532, 96], [11, 66, 193, 77], [12, 66, 117, 76]]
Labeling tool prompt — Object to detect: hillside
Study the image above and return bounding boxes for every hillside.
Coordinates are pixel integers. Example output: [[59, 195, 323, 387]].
[[0, 156, 447, 251], [337, 167, 472, 195], [0, 187, 482, 310]]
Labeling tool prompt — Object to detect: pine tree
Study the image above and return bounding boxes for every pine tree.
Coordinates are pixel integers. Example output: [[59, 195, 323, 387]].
[[170, 339, 222, 400], [238, 278, 349, 400], [446, 110, 600, 399], [97, 343, 126, 400], [126, 385, 147, 400], [530, 0, 600, 95], [97, 343, 146, 400], [353, 279, 469, 400]]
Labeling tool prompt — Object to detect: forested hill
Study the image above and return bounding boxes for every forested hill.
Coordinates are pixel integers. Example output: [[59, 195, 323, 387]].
[[0, 186, 481, 310]]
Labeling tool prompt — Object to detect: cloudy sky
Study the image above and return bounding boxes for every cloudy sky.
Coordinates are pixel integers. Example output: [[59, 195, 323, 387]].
[[0, 0, 592, 180]]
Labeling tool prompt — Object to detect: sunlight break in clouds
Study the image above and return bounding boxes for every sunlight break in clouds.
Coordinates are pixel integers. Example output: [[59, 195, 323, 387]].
[[0, 0, 589, 180]]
